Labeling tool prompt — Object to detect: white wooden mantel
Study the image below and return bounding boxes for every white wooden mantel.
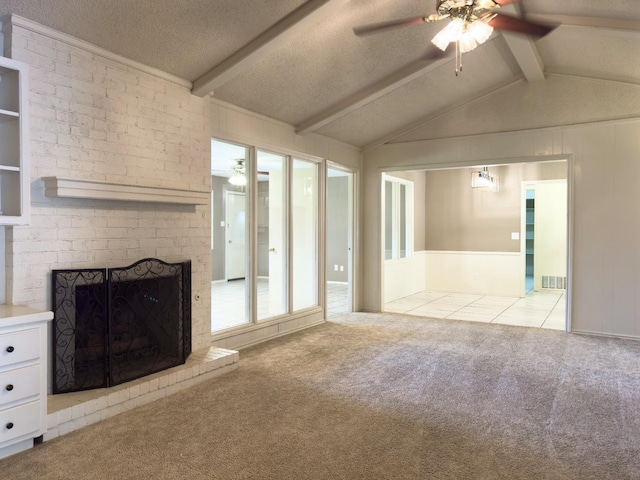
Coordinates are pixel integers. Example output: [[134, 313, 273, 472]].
[[42, 177, 209, 205]]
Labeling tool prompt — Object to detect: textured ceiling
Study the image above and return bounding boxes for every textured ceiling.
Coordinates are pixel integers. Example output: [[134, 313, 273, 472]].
[[1, 0, 639, 148], [0, 0, 308, 79]]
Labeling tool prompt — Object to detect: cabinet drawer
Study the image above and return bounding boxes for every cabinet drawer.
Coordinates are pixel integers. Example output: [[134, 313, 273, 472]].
[[0, 401, 40, 444], [0, 365, 40, 407], [0, 329, 40, 368]]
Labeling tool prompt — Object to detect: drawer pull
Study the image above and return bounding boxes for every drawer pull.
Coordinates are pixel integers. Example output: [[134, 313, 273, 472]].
[[6, 384, 14, 391], [6, 422, 14, 430], [6, 346, 14, 353]]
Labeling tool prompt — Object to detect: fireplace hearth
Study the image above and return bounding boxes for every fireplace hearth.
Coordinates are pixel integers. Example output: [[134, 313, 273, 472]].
[[52, 258, 191, 394]]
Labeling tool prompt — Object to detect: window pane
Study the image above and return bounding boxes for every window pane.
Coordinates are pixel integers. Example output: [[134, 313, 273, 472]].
[[292, 159, 318, 310], [384, 177, 413, 261], [399, 184, 407, 258], [257, 150, 287, 320], [385, 181, 394, 260], [211, 139, 250, 331]]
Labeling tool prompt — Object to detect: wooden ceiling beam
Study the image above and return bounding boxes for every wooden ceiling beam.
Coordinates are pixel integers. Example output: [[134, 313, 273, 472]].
[[500, 4, 545, 83], [295, 56, 452, 136]]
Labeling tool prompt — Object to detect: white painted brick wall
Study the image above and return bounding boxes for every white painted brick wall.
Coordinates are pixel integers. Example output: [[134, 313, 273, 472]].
[[7, 25, 212, 350]]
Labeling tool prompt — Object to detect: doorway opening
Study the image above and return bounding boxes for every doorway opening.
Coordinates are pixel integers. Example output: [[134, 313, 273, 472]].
[[520, 179, 568, 297], [525, 189, 535, 293], [381, 159, 570, 331], [326, 166, 355, 317]]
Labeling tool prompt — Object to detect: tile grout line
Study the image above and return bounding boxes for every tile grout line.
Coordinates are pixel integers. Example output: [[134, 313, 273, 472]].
[[541, 291, 566, 328], [443, 294, 483, 320], [397, 291, 448, 315], [489, 299, 522, 324]]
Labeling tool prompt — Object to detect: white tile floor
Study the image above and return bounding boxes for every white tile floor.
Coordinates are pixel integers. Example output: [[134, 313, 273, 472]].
[[326, 282, 349, 318], [211, 280, 350, 331], [384, 289, 566, 330]]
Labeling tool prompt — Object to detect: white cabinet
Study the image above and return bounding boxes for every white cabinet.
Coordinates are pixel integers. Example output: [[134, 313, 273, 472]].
[[0, 305, 52, 459], [0, 56, 29, 225]]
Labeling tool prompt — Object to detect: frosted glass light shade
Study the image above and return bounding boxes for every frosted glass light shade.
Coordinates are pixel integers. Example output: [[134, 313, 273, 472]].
[[471, 167, 499, 192], [467, 19, 493, 44], [431, 18, 493, 52], [458, 32, 478, 53], [228, 173, 246, 186], [431, 18, 465, 51]]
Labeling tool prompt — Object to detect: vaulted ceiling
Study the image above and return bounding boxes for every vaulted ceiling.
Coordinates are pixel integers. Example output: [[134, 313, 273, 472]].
[[1, 0, 639, 149]]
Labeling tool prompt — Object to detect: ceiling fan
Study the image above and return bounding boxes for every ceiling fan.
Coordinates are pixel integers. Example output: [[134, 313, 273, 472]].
[[228, 159, 247, 186], [354, 0, 556, 75], [211, 159, 270, 187]]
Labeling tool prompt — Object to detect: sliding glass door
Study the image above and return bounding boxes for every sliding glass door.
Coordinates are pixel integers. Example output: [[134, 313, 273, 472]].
[[257, 150, 287, 320]]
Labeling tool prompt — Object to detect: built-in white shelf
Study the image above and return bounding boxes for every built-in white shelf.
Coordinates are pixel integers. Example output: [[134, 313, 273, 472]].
[[0, 56, 29, 225], [42, 177, 210, 205]]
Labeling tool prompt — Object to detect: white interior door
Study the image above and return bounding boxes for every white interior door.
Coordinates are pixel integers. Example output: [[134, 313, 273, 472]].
[[225, 191, 246, 280]]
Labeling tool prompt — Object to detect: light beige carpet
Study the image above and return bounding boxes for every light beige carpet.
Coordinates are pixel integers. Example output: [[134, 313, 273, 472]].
[[2, 312, 640, 479]]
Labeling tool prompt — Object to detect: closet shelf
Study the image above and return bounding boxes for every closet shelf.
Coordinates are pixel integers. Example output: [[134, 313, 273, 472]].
[[42, 177, 209, 205]]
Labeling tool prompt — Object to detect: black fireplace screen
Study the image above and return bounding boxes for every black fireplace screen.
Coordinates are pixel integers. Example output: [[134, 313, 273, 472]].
[[52, 258, 191, 394]]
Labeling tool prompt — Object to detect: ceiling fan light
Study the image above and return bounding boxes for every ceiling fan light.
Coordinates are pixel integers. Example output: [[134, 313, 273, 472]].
[[458, 32, 478, 53], [431, 18, 465, 51], [228, 173, 246, 186], [228, 159, 247, 186], [467, 19, 493, 44], [471, 167, 499, 192], [475, 0, 497, 9]]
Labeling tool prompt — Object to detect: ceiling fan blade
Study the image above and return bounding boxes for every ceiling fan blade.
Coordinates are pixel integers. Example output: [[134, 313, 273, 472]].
[[488, 13, 556, 38], [492, 0, 521, 5], [353, 16, 428, 36]]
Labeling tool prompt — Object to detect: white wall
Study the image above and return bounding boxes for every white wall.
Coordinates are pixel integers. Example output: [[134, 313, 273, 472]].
[[423, 251, 521, 297], [384, 251, 427, 302], [363, 118, 640, 338], [384, 250, 521, 303]]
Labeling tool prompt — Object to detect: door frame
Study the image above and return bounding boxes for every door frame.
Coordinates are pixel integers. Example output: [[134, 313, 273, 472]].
[[520, 178, 569, 297], [326, 161, 358, 315]]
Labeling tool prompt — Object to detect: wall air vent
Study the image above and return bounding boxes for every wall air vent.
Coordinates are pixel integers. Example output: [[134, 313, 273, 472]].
[[542, 275, 566, 290]]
